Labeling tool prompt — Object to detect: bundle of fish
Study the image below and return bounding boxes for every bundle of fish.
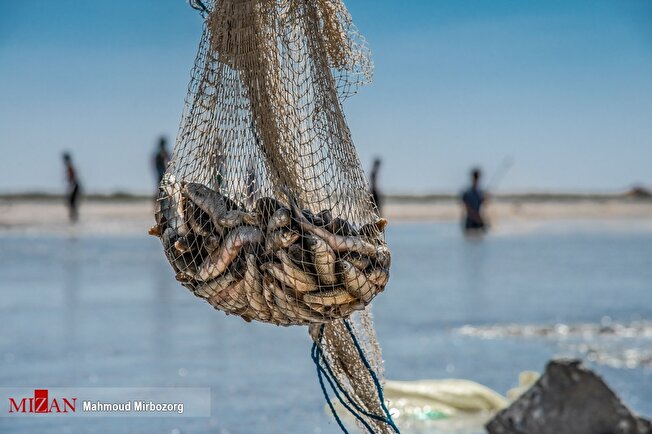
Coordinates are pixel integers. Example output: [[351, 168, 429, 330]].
[[149, 175, 391, 326]]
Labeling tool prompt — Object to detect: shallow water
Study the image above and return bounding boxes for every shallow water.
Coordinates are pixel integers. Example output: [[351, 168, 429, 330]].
[[1, 219, 651, 433]]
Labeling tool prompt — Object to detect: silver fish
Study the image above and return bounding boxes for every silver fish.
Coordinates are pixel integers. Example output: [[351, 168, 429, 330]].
[[194, 271, 238, 299], [255, 197, 284, 223], [325, 217, 357, 236], [359, 218, 388, 240], [285, 189, 377, 256], [268, 277, 316, 323], [317, 209, 333, 226], [196, 226, 264, 281], [288, 244, 311, 265], [366, 267, 389, 287], [159, 174, 190, 236], [262, 261, 316, 294], [265, 228, 300, 253], [340, 260, 376, 304], [162, 228, 193, 274], [374, 244, 392, 269], [344, 252, 371, 271], [303, 288, 356, 306], [243, 254, 271, 321], [207, 278, 248, 313], [174, 237, 191, 253], [262, 274, 292, 326], [203, 234, 221, 253], [183, 182, 228, 228], [305, 234, 338, 285], [266, 207, 291, 233], [186, 200, 214, 237], [217, 210, 260, 228]]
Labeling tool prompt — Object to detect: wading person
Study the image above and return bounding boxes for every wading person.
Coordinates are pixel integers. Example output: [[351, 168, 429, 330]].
[[62, 152, 81, 222], [370, 158, 382, 214], [461, 167, 487, 234], [153, 136, 170, 185]]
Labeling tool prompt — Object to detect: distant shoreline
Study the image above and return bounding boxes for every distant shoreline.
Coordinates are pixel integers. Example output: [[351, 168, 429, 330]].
[[1, 191, 650, 203], [1, 195, 652, 236]]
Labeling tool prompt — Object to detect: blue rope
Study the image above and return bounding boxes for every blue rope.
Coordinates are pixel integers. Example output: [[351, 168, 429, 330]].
[[188, 0, 209, 16], [342, 319, 401, 433], [316, 342, 392, 425], [312, 340, 378, 433], [313, 340, 350, 434], [312, 322, 401, 433]]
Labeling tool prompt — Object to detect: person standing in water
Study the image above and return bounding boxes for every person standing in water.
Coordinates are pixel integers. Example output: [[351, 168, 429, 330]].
[[461, 167, 487, 233], [62, 152, 81, 222], [370, 158, 382, 214], [153, 136, 170, 185]]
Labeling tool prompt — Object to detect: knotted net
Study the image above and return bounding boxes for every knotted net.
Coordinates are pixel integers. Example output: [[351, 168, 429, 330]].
[[150, 0, 396, 431]]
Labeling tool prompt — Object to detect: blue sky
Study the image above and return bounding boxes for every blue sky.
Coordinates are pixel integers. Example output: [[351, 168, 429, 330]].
[[1, 0, 651, 194]]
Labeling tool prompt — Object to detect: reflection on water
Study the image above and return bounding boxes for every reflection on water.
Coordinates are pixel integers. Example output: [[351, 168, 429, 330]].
[[0, 219, 651, 433]]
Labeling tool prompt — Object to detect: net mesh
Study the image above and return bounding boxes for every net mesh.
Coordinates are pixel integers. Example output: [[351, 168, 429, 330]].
[[151, 0, 394, 429]]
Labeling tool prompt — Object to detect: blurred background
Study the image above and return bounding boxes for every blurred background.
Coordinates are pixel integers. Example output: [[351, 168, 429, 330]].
[[1, 1, 651, 433]]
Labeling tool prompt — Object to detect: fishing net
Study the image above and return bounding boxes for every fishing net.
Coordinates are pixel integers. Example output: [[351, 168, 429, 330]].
[[150, 0, 397, 431]]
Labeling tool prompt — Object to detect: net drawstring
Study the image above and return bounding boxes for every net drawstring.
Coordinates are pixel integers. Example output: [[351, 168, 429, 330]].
[[311, 322, 401, 433]]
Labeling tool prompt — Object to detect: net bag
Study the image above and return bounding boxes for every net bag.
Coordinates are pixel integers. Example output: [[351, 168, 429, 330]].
[[151, 0, 389, 326], [150, 0, 398, 431]]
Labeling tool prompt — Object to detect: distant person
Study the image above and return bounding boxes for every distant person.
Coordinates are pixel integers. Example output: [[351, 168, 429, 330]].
[[461, 168, 487, 233], [370, 158, 382, 214], [153, 137, 170, 185], [62, 152, 81, 222]]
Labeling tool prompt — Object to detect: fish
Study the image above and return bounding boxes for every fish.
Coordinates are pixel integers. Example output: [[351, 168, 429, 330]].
[[285, 188, 377, 256], [243, 254, 271, 321], [262, 261, 317, 294], [183, 182, 228, 228], [303, 288, 357, 306], [374, 244, 392, 269], [359, 218, 388, 240], [207, 278, 248, 313], [325, 217, 357, 236], [162, 228, 195, 274], [302, 209, 327, 227], [268, 277, 316, 323], [186, 200, 215, 237], [195, 226, 264, 281], [203, 234, 221, 253], [366, 267, 390, 287], [262, 274, 292, 326], [217, 210, 260, 228], [317, 209, 333, 226], [194, 271, 238, 299], [148, 225, 161, 237], [288, 244, 312, 265], [159, 174, 190, 237], [305, 234, 338, 285], [266, 207, 292, 233], [344, 252, 371, 271], [265, 228, 300, 253], [340, 260, 376, 303], [174, 237, 191, 253], [255, 197, 285, 223]]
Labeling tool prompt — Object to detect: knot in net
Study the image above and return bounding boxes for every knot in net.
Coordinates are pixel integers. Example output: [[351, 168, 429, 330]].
[[152, 0, 390, 327]]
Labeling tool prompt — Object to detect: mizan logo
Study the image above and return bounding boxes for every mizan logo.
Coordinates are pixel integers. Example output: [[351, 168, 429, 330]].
[[9, 389, 77, 414]]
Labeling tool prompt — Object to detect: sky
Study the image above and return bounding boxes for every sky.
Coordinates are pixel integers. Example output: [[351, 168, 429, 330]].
[[1, 0, 651, 195]]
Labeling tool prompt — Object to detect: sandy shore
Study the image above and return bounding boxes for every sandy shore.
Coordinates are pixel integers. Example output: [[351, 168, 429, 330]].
[[1, 198, 651, 236]]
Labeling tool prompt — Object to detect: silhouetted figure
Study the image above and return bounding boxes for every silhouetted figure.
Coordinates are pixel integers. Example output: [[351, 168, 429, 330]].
[[370, 158, 382, 214], [62, 153, 81, 222], [153, 137, 170, 184], [461, 168, 487, 233]]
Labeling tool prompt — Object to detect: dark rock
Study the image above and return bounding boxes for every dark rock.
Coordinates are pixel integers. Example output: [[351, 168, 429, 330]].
[[486, 359, 652, 434]]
